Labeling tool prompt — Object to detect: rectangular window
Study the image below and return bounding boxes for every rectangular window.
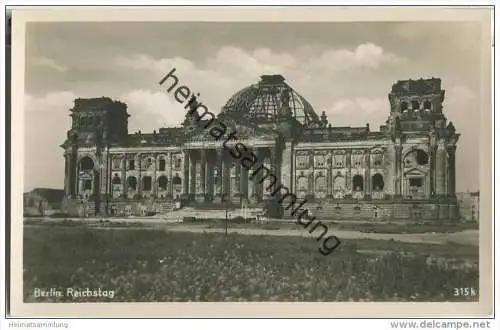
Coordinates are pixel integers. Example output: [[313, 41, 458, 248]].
[[174, 158, 182, 169], [128, 159, 135, 170], [143, 176, 152, 191], [409, 178, 423, 187]]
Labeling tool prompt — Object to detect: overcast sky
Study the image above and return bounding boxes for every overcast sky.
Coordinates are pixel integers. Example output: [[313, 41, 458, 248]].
[[24, 21, 483, 192]]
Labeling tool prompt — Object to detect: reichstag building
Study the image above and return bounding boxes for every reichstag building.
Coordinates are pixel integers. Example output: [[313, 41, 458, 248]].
[[61, 75, 460, 221]]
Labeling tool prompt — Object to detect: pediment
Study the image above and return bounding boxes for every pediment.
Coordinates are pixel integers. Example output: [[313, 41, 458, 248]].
[[187, 118, 278, 142], [404, 168, 426, 176]]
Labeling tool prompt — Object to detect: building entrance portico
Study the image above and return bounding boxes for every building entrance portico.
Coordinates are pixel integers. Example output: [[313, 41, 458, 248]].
[[182, 145, 279, 206]]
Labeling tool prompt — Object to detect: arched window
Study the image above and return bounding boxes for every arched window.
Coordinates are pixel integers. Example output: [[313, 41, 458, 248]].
[[172, 176, 182, 185], [352, 175, 364, 191], [296, 176, 308, 192], [142, 176, 152, 191], [400, 101, 409, 111], [372, 173, 384, 191], [80, 156, 94, 171], [159, 158, 166, 171], [112, 175, 121, 185], [423, 100, 432, 110], [315, 175, 327, 198], [158, 176, 168, 190], [404, 149, 429, 167], [333, 176, 345, 192], [127, 176, 137, 190]]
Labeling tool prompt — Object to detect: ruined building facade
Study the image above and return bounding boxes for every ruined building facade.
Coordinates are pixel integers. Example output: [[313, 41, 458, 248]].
[[61, 75, 459, 221]]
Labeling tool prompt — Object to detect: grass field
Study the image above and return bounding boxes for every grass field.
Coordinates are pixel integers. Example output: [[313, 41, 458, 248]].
[[23, 225, 479, 302]]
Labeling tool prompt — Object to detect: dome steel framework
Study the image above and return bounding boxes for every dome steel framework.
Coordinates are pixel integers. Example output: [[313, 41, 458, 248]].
[[220, 75, 321, 126]]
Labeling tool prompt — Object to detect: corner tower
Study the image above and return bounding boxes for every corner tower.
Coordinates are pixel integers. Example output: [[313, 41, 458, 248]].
[[61, 97, 129, 199]]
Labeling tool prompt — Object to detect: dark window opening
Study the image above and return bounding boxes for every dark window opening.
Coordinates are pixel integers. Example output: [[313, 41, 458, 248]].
[[409, 178, 423, 187], [353, 175, 364, 191], [143, 176, 152, 191], [423, 100, 432, 110], [400, 101, 409, 111], [128, 159, 135, 170], [83, 180, 92, 190], [159, 158, 166, 171], [172, 176, 182, 185], [372, 174, 384, 191], [112, 175, 121, 185], [174, 158, 182, 169], [80, 157, 94, 171], [415, 150, 429, 165], [158, 176, 168, 189], [411, 100, 420, 110], [127, 176, 137, 190]]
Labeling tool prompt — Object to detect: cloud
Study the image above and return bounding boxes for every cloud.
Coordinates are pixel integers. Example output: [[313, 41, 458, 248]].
[[120, 89, 190, 131], [24, 91, 76, 112], [30, 57, 68, 72], [326, 97, 389, 128], [310, 43, 406, 71], [24, 92, 76, 191]]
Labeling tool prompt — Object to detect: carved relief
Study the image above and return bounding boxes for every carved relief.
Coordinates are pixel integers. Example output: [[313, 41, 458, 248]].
[[372, 150, 384, 167], [111, 157, 122, 170], [296, 175, 308, 198], [314, 155, 327, 168], [333, 153, 345, 168], [296, 154, 309, 169], [141, 155, 154, 170], [173, 153, 183, 170], [352, 151, 364, 168]]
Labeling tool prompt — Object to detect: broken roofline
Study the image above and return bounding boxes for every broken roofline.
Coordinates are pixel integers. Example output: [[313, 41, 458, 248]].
[[158, 68, 341, 256]]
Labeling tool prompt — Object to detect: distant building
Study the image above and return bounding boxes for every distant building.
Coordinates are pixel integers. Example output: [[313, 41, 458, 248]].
[[457, 191, 480, 222], [23, 188, 65, 216], [60, 75, 460, 221]]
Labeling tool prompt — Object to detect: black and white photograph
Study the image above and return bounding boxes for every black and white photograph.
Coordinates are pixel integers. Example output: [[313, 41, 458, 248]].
[[8, 6, 494, 318]]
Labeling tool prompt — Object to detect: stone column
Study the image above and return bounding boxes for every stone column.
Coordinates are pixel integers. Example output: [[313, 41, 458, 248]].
[[309, 152, 315, 198], [280, 142, 293, 193], [327, 151, 333, 198], [346, 150, 352, 192], [216, 149, 223, 200], [364, 150, 371, 198], [247, 149, 254, 200], [182, 150, 189, 196], [429, 145, 437, 198], [447, 145, 456, 197], [200, 149, 207, 198], [206, 150, 214, 200], [234, 160, 240, 198], [189, 150, 196, 199], [121, 156, 127, 198], [252, 148, 262, 201], [394, 145, 402, 197], [269, 147, 279, 194], [167, 152, 173, 197], [152, 154, 157, 197], [137, 154, 142, 196], [64, 153, 70, 195], [222, 153, 231, 202], [240, 161, 249, 200], [435, 139, 447, 197]]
